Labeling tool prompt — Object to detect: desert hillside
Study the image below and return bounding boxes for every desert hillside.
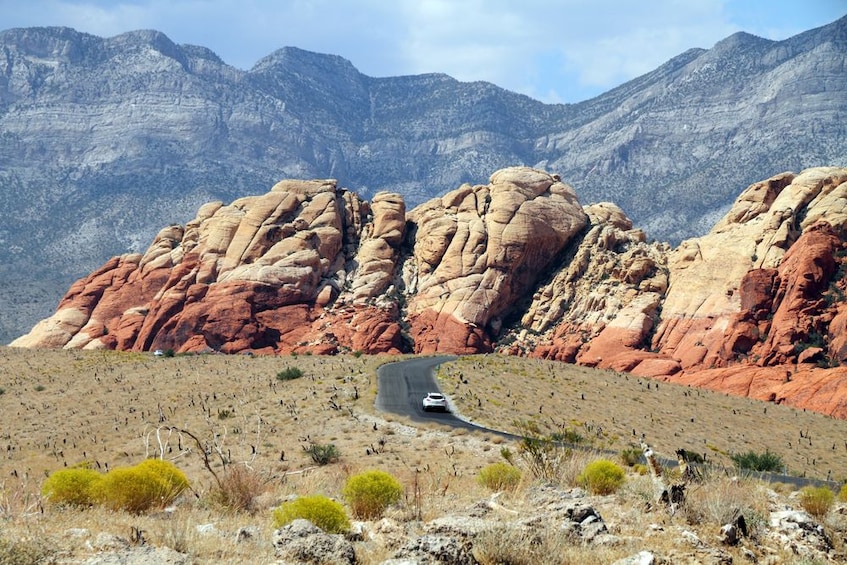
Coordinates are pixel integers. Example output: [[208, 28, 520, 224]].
[[0, 348, 846, 563]]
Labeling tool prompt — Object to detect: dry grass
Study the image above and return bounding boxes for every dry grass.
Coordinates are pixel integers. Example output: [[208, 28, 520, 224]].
[[0, 347, 846, 562], [436, 355, 847, 482]]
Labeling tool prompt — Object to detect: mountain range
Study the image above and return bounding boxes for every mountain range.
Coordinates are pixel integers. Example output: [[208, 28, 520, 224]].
[[1, 15, 846, 343]]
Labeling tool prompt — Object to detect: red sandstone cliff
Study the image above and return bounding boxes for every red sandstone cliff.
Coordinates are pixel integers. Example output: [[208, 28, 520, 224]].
[[12, 166, 847, 417]]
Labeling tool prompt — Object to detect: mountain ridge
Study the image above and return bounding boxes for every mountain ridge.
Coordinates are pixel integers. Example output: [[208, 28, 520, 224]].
[[1, 16, 846, 342]]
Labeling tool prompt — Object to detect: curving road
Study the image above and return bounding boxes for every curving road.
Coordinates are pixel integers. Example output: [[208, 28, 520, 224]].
[[374, 356, 836, 490], [376, 355, 487, 432]]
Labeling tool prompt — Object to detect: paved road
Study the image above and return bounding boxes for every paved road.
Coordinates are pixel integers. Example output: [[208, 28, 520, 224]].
[[374, 356, 836, 490], [375, 355, 491, 432]]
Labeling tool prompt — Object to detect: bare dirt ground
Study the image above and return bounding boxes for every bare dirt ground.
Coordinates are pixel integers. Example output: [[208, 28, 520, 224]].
[[1, 347, 846, 563]]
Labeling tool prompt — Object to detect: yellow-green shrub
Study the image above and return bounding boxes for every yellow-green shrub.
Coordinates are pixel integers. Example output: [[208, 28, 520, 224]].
[[41, 467, 103, 506], [577, 459, 626, 495], [98, 459, 189, 514], [799, 486, 834, 519], [272, 495, 350, 533], [839, 483, 847, 503], [477, 462, 522, 492], [343, 470, 403, 519], [134, 458, 189, 503]]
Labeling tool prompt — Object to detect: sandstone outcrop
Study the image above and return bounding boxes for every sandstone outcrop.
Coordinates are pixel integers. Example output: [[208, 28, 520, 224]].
[[12, 179, 408, 355], [12, 166, 847, 418], [403, 167, 588, 353], [501, 167, 847, 417]]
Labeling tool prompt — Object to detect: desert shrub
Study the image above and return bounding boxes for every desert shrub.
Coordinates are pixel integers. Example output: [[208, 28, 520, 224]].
[[681, 475, 770, 536], [343, 469, 403, 519], [277, 367, 303, 381], [799, 486, 835, 519], [551, 428, 584, 445], [303, 442, 340, 465], [840, 483, 847, 502], [620, 447, 644, 467], [577, 459, 626, 495], [98, 460, 189, 514], [0, 536, 58, 565], [98, 467, 162, 513], [134, 459, 190, 503], [41, 467, 103, 506], [730, 449, 783, 473], [272, 495, 350, 534], [477, 462, 522, 492], [473, 524, 596, 564], [513, 420, 566, 481], [207, 464, 266, 513]]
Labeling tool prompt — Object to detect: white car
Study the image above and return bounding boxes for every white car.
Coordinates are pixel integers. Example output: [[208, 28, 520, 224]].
[[422, 392, 448, 412]]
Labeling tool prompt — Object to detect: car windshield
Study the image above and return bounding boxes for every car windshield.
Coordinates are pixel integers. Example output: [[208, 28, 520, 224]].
[[428, 394, 444, 399]]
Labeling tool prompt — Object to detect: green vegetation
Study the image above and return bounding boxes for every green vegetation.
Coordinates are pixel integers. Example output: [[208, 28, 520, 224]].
[[577, 460, 626, 495], [272, 495, 350, 534], [277, 367, 304, 381], [513, 420, 566, 481], [343, 469, 403, 519], [730, 449, 784, 473], [619, 447, 644, 467], [303, 442, 340, 465], [840, 483, 847, 503], [477, 462, 522, 492]]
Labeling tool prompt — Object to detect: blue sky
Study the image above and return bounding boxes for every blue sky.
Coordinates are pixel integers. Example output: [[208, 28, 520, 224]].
[[1, 0, 844, 103]]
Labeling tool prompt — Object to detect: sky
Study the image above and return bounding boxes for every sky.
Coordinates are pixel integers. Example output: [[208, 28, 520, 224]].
[[1, 0, 845, 104]]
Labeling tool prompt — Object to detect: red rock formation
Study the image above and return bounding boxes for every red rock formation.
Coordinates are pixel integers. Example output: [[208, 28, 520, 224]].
[[13, 180, 407, 355], [12, 166, 847, 418]]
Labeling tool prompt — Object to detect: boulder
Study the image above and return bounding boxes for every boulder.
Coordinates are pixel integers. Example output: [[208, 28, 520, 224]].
[[271, 519, 355, 565]]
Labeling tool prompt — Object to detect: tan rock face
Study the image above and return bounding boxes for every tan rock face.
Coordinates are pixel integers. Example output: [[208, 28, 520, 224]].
[[404, 167, 589, 353], [509, 202, 670, 366], [12, 166, 847, 418], [616, 168, 847, 416], [13, 179, 408, 354]]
